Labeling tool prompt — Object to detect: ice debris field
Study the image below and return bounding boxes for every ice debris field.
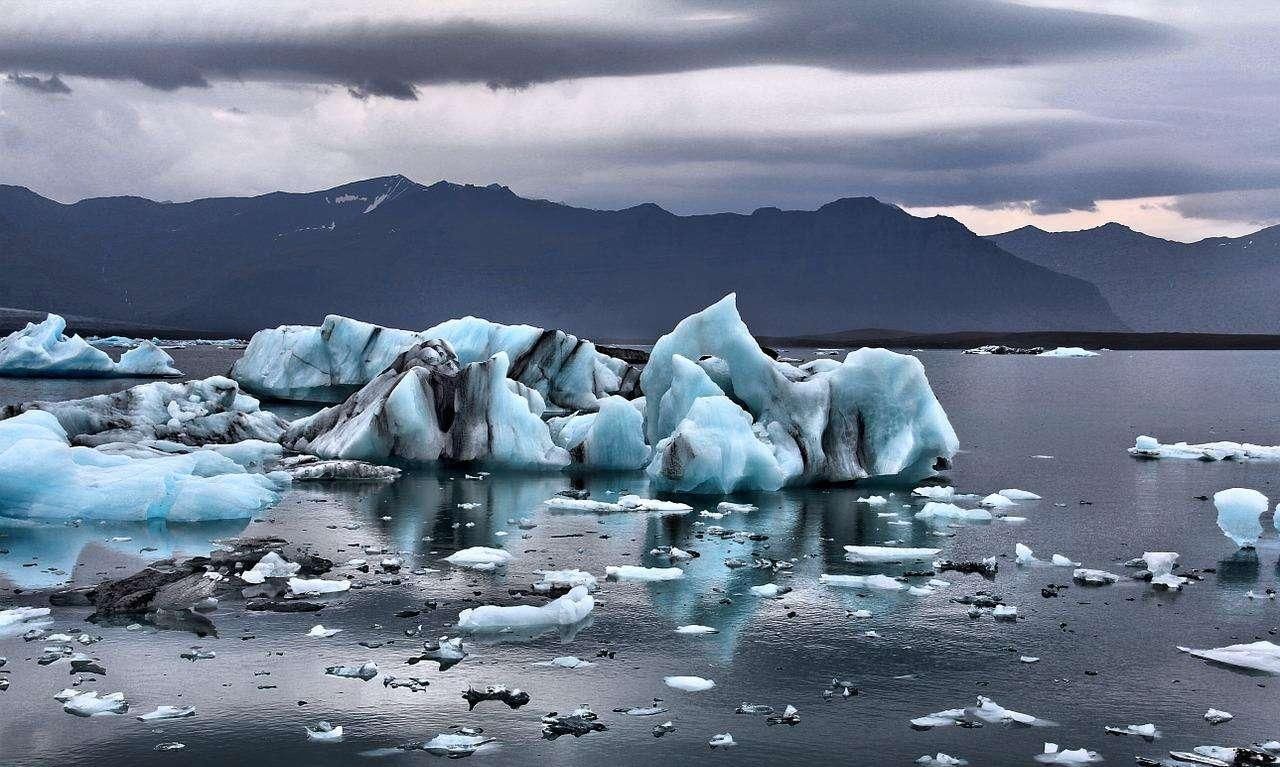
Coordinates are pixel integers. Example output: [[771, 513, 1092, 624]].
[[0, 296, 1278, 766]]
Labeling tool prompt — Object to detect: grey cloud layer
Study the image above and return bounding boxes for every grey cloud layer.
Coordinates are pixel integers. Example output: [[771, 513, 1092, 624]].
[[0, 0, 1175, 97]]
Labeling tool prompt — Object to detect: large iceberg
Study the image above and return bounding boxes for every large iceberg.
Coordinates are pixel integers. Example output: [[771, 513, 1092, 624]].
[[0, 314, 180, 378], [640, 295, 957, 490], [2, 376, 287, 447], [283, 342, 570, 468], [1214, 488, 1267, 548], [232, 314, 639, 410], [0, 410, 287, 521]]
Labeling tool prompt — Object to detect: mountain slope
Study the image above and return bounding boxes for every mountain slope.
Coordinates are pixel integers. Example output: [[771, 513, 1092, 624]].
[[989, 223, 1280, 332], [0, 176, 1124, 337]]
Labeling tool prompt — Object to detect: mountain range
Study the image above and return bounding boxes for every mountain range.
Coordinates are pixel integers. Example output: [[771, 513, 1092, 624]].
[[0, 175, 1124, 339], [988, 222, 1280, 333]]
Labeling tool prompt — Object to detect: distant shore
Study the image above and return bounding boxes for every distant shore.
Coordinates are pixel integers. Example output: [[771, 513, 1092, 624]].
[[754, 329, 1280, 351]]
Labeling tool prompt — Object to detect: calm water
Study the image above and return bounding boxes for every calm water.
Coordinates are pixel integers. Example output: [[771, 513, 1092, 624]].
[[1, 347, 1277, 766]]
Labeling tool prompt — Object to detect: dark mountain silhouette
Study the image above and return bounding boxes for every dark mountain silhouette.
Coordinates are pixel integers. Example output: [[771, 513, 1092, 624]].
[[989, 222, 1280, 333], [0, 175, 1124, 338]]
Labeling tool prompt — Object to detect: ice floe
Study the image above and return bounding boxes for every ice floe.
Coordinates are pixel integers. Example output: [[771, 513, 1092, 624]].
[[843, 545, 941, 563], [1037, 347, 1098, 358], [1034, 743, 1102, 764], [605, 565, 684, 581], [445, 547, 513, 571], [664, 675, 715, 691], [819, 573, 905, 591], [1178, 641, 1280, 675], [1130, 435, 1280, 461], [915, 502, 992, 525], [457, 586, 594, 631], [0, 410, 288, 521]]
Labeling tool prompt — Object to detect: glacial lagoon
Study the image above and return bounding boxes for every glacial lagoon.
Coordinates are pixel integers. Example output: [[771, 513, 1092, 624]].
[[1, 346, 1278, 766]]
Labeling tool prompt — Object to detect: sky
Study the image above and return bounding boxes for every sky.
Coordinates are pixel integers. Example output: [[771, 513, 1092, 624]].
[[0, 0, 1276, 242]]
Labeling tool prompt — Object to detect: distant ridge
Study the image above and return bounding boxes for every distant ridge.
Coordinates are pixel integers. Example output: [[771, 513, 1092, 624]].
[[0, 176, 1124, 337], [989, 222, 1280, 333]]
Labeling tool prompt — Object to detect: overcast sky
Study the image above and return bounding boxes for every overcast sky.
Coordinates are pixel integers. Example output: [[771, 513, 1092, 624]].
[[1, 0, 1275, 241]]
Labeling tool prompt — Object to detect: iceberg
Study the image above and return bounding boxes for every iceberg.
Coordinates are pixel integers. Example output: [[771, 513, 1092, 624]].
[[1142, 551, 1186, 590], [1131, 435, 1280, 461], [979, 493, 1015, 508], [0, 410, 288, 521], [0, 606, 52, 636], [2, 376, 286, 447], [1035, 743, 1102, 764], [641, 295, 957, 489], [1037, 347, 1098, 358], [284, 342, 570, 468], [999, 488, 1041, 500], [1177, 641, 1280, 675], [843, 545, 941, 563], [533, 569, 599, 593], [62, 690, 129, 717], [664, 675, 715, 691], [1213, 488, 1267, 547], [232, 314, 639, 409], [0, 314, 180, 378], [457, 585, 594, 631], [548, 395, 651, 470]]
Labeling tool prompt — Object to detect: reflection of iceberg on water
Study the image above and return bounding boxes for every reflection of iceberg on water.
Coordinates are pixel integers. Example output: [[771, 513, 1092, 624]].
[[0, 517, 248, 590]]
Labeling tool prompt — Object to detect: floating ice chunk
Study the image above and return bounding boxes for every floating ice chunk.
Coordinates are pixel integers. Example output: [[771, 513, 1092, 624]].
[[675, 625, 719, 635], [1050, 554, 1079, 567], [307, 625, 342, 638], [993, 605, 1019, 621], [647, 396, 787, 494], [642, 295, 957, 488], [533, 569, 598, 593], [913, 486, 955, 499], [544, 496, 624, 512], [718, 501, 757, 513], [534, 656, 594, 669], [1015, 543, 1039, 566], [0, 315, 179, 378], [0, 606, 52, 636], [117, 342, 181, 377], [1177, 641, 1280, 675], [980, 493, 1015, 508], [0, 411, 287, 522], [664, 675, 715, 692], [325, 661, 378, 681], [445, 547, 513, 570], [1214, 488, 1267, 548], [240, 551, 301, 584], [1203, 708, 1234, 724], [912, 697, 1050, 729], [999, 489, 1041, 500], [1021, 656, 1040, 663], [457, 585, 594, 631], [708, 733, 736, 748], [917, 754, 967, 767], [137, 705, 195, 721], [617, 495, 693, 513], [1129, 435, 1280, 461], [288, 577, 350, 596], [857, 495, 888, 505], [422, 732, 495, 757], [819, 573, 905, 591], [1142, 551, 1186, 590], [909, 585, 935, 596], [915, 503, 992, 525], [1037, 347, 1098, 358], [1104, 723, 1159, 738], [548, 395, 651, 470], [1072, 569, 1119, 586], [606, 565, 684, 582], [749, 583, 787, 598], [1035, 743, 1102, 764], [843, 545, 940, 563], [63, 690, 128, 717], [306, 721, 344, 742]]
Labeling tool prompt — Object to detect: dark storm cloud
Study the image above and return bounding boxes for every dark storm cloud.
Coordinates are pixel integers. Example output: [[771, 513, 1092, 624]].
[[0, 0, 1177, 98], [5, 73, 72, 94]]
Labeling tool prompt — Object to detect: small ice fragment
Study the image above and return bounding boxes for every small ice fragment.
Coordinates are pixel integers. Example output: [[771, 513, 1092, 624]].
[[819, 573, 905, 591], [843, 545, 941, 563], [307, 625, 342, 638], [1000, 489, 1041, 500], [664, 675, 715, 692], [605, 565, 684, 581], [708, 733, 736, 748], [993, 604, 1018, 621], [288, 577, 350, 596], [534, 656, 594, 669], [1204, 708, 1234, 724], [137, 706, 195, 721], [63, 690, 128, 717], [306, 721, 344, 741], [917, 755, 968, 767], [325, 661, 377, 681], [444, 547, 512, 570], [1034, 742, 1103, 764], [1214, 488, 1268, 548], [675, 625, 719, 635], [980, 493, 1015, 509]]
